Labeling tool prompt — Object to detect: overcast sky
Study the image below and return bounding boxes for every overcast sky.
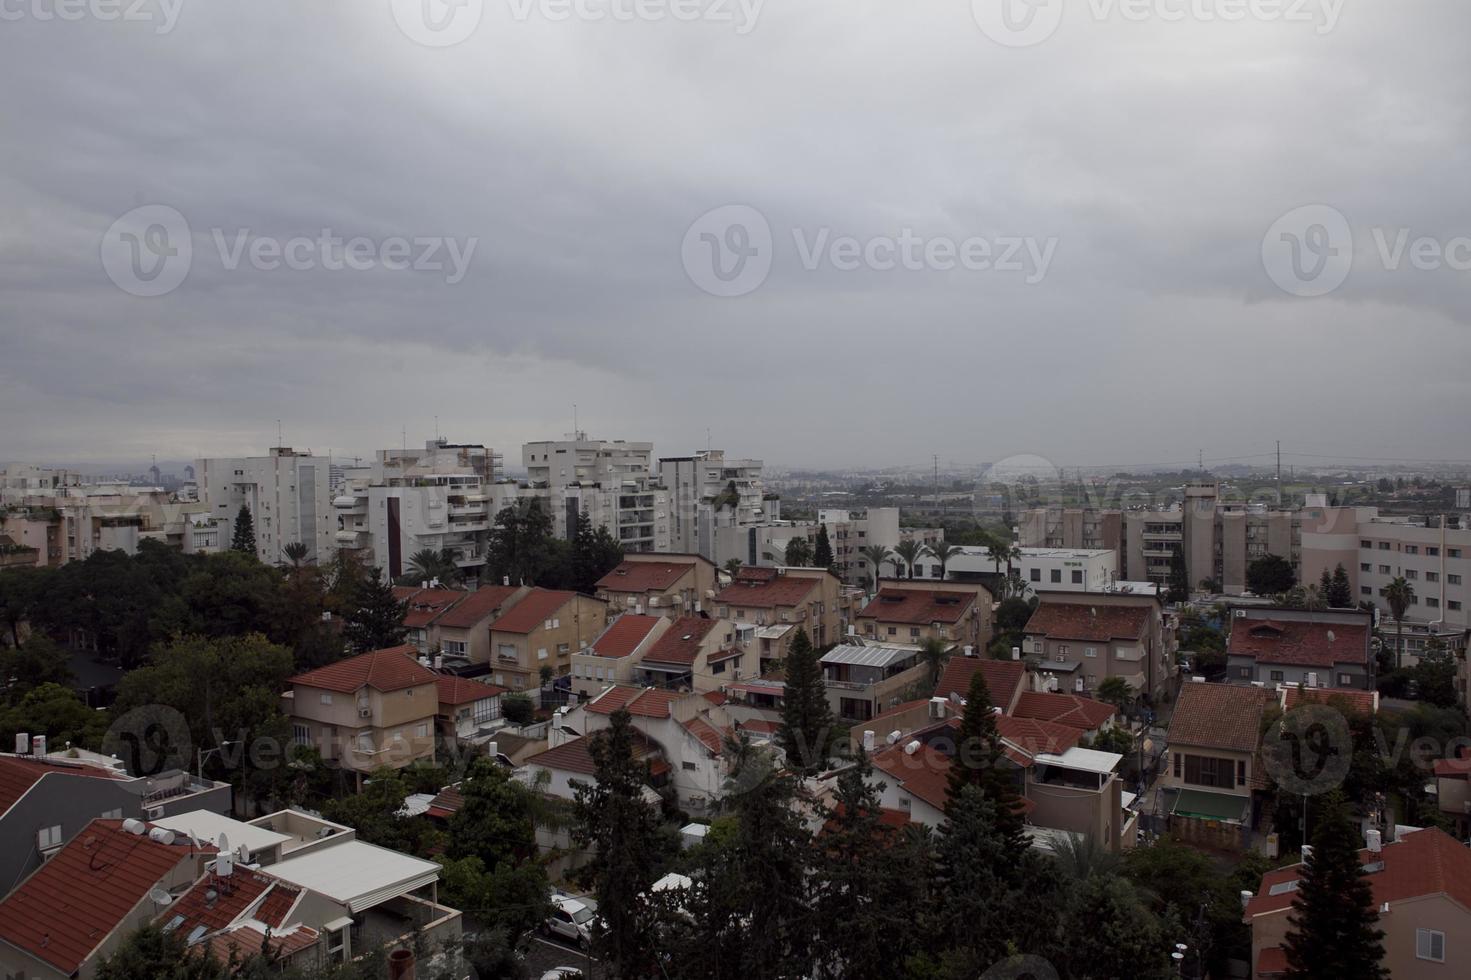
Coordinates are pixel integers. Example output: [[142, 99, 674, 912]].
[[2, 1, 1468, 472]]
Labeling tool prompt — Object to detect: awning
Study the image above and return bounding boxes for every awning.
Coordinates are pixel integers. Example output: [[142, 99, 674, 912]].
[[1170, 788, 1250, 823]]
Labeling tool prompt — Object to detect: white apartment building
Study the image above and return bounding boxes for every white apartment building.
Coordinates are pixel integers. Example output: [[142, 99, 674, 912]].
[[195, 448, 336, 565], [522, 434, 670, 552], [705, 507, 942, 586], [332, 440, 514, 582], [658, 450, 774, 557], [941, 546, 1119, 592]]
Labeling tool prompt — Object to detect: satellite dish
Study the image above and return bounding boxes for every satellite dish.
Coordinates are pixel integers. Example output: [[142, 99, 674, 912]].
[[149, 887, 173, 907], [236, 844, 250, 863]]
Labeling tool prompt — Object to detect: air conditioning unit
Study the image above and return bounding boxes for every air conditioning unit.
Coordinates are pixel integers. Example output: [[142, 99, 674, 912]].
[[647, 595, 664, 607], [358, 707, 372, 719], [1235, 609, 1247, 618], [145, 806, 164, 820]]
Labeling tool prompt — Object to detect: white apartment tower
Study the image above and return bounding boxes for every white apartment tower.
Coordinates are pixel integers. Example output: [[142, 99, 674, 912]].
[[522, 434, 671, 552], [196, 448, 336, 565], [658, 450, 772, 557]]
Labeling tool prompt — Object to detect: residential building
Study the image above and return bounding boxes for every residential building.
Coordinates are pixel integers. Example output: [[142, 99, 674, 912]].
[[1225, 607, 1374, 690], [395, 586, 470, 654], [571, 615, 756, 698], [1434, 745, 1471, 839], [713, 566, 843, 663], [820, 642, 932, 723], [0, 818, 212, 979], [657, 450, 774, 557], [1246, 827, 1471, 979], [571, 613, 668, 697], [484, 588, 610, 690], [941, 546, 1119, 592], [933, 656, 1029, 711], [706, 507, 942, 586], [1022, 593, 1174, 699], [283, 647, 440, 779], [1160, 681, 1275, 834], [594, 553, 719, 617], [424, 584, 532, 663], [854, 581, 992, 650], [196, 448, 336, 565], [435, 675, 507, 745], [522, 434, 671, 552]]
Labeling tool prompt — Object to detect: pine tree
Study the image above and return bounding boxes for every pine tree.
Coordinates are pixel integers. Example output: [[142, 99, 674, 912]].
[[341, 567, 408, 653], [230, 504, 256, 554], [778, 628, 833, 774], [573, 707, 663, 979], [1167, 546, 1190, 604], [1329, 563, 1353, 608], [945, 668, 1026, 854], [813, 524, 835, 570], [1282, 791, 1388, 980]]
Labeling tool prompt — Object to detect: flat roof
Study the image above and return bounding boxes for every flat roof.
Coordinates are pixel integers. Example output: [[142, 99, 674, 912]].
[[152, 810, 291, 855], [1169, 788, 1250, 823], [820, 644, 919, 669], [1033, 747, 1123, 774], [267, 840, 442, 913]]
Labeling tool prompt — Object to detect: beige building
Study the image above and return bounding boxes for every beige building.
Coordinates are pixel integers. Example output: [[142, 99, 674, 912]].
[[1160, 681, 1274, 827], [657, 450, 774, 557], [855, 580, 993, 651], [284, 647, 440, 779], [484, 588, 609, 690], [594, 553, 718, 617], [425, 584, 531, 663], [713, 566, 843, 665], [1022, 592, 1174, 699]]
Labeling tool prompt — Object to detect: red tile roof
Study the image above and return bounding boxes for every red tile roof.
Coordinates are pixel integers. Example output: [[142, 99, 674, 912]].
[[871, 741, 954, 811], [1229, 619, 1371, 668], [596, 560, 695, 594], [1434, 744, 1471, 778], [585, 685, 686, 718], [859, 589, 975, 625], [524, 730, 662, 776], [994, 716, 1084, 762], [0, 755, 126, 817], [436, 675, 507, 707], [683, 717, 726, 755], [489, 589, 580, 634], [425, 784, 464, 820], [715, 573, 819, 609], [933, 657, 1027, 710], [289, 646, 438, 694], [701, 690, 728, 706], [1256, 947, 1288, 977], [1281, 685, 1378, 716], [641, 617, 719, 666], [1244, 827, 1471, 918], [1024, 602, 1151, 642], [433, 585, 525, 629], [589, 615, 664, 659], [208, 923, 320, 966], [1012, 691, 1118, 732], [0, 820, 203, 975], [398, 588, 467, 629], [166, 864, 300, 936], [1168, 683, 1274, 753]]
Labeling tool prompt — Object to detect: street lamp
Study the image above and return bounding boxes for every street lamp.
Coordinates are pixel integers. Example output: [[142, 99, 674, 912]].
[[197, 740, 240, 779]]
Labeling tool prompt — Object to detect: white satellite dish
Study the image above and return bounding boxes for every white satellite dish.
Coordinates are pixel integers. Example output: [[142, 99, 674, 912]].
[[149, 887, 173, 907]]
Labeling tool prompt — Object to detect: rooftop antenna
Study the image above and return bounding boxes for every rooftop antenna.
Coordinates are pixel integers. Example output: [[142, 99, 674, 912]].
[[434, 416, 440, 441], [1277, 440, 1283, 506], [573, 403, 579, 440], [276, 420, 283, 448]]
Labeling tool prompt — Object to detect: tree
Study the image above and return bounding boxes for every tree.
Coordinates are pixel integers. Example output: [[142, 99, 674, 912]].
[[1281, 791, 1387, 980], [281, 541, 311, 568], [860, 545, 892, 588], [985, 534, 1021, 578], [341, 567, 407, 653], [923, 541, 960, 581], [570, 511, 624, 593], [487, 499, 555, 586], [501, 692, 535, 726], [230, 504, 256, 554], [919, 635, 949, 690], [722, 558, 743, 580], [0, 636, 75, 701], [1095, 675, 1134, 711], [96, 924, 236, 979], [945, 669, 1026, 853], [1062, 874, 1167, 980], [784, 536, 813, 568], [1383, 576, 1416, 670], [0, 566, 47, 648], [1247, 554, 1296, 595], [1328, 563, 1354, 608], [777, 629, 833, 774], [892, 540, 924, 579], [0, 682, 109, 750], [320, 766, 419, 853], [573, 708, 665, 978], [1166, 546, 1190, 605], [813, 524, 835, 570], [1413, 638, 1458, 707], [402, 548, 462, 587]]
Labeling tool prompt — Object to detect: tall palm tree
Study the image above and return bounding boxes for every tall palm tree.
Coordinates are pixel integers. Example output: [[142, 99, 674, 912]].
[[723, 558, 743, 581], [919, 636, 949, 689], [281, 541, 311, 568], [893, 540, 925, 580], [923, 541, 961, 581], [986, 535, 1022, 578], [861, 545, 893, 589], [405, 548, 463, 587], [1384, 576, 1416, 669]]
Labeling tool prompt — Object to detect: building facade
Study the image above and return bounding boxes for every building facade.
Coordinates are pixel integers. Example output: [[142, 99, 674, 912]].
[[196, 448, 336, 566]]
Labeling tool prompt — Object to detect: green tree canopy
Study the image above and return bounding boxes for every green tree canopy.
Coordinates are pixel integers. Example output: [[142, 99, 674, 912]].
[[777, 628, 833, 774], [230, 504, 256, 554]]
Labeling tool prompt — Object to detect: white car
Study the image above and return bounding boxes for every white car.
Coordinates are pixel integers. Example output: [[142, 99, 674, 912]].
[[543, 895, 596, 948], [538, 970, 584, 980]]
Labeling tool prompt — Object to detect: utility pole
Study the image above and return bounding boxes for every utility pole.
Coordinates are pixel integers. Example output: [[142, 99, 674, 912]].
[[1276, 440, 1282, 506]]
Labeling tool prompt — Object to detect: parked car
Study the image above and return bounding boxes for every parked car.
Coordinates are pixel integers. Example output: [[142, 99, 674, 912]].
[[544, 895, 596, 948], [538, 969, 584, 980]]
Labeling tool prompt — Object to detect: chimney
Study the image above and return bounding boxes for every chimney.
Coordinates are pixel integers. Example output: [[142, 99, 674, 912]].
[[1367, 828, 1382, 853], [862, 730, 875, 752], [388, 948, 415, 980]]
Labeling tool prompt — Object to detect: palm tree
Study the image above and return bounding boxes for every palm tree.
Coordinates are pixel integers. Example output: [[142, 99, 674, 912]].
[[893, 540, 925, 580], [281, 541, 311, 568], [723, 558, 743, 581], [1049, 831, 1122, 882], [923, 541, 961, 581], [919, 636, 950, 689], [1384, 576, 1416, 669], [985, 533, 1021, 578], [861, 545, 893, 589], [404, 548, 463, 587]]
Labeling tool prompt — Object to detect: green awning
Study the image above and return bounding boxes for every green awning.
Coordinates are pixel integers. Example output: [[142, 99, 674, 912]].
[[1170, 788, 1249, 823]]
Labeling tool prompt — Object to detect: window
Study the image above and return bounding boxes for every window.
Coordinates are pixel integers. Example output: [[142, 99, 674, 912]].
[[682, 761, 698, 772], [1058, 644, 1069, 656], [1337, 673, 1353, 686], [1050, 569, 1062, 583], [1238, 666, 1252, 679], [1406, 569, 1418, 580], [887, 626, 897, 636], [1085, 647, 1097, 658], [1379, 542, 1391, 550], [1030, 568, 1041, 582], [1450, 601, 1463, 611], [1361, 587, 1371, 596], [292, 724, 310, 746], [319, 692, 333, 705], [537, 648, 549, 660], [1379, 565, 1391, 575], [1450, 548, 1463, 559], [1427, 546, 1440, 556], [356, 733, 374, 754], [711, 659, 726, 675], [1416, 929, 1445, 962], [1450, 574, 1463, 586], [37, 825, 63, 851], [1360, 563, 1371, 572], [472, 698, 499, 724], [909, 627, 920, 639], [1172, 753, 1182, 778], [1071, 570, 1083, 584], [1406, 545, 1419, 555], [1426, 597, 1439, 608], [1270, 670, 1285, 682], [415, 723, 429, 738], [1426, 571, 1439, 582], [1183, 755, 1236, 789], [557, 643, 570, 654], [1360, 539, 1372, 549], [1237, 760, 1246, 786], [443, 640, 466, 656]]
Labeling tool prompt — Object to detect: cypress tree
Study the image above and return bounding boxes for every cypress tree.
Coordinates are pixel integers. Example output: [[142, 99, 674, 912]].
[[342, 567, 408, 653], [1282, 791, 1388, 980], [1167, 546, 1190, 604], [778, 628, 833, 774], [1329, 563, 1354, 608], [813, 524, 835, 570], [945, 668, 1026, 854], [230, 504, 256, 554]]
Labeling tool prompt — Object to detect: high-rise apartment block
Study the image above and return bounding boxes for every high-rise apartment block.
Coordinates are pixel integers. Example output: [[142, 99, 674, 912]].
[[196, 448, 336, 565], [522, 434, 670, 552]]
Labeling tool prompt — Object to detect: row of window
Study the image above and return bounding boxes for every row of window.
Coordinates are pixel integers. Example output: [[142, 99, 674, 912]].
[[1363, 539, 1463, 559]]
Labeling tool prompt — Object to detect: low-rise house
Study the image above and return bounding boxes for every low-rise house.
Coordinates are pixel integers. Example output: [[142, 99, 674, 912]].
[[394, 586, 470, 654], [714, 566, 842, 659], [0, 818, 211, 979], [435, 675, 507, 745], [820, 642, 933, 723], [933, 656, 1029, 712], [1246, 827, 1471, 978], [1226, 607, 1374, 690], [634, 616, 755, 694], [1010, 690, 1120, 738], [1433, 745, 1471, 839], [1161, 681, 1275, 838], [1022, 593, 1173, 699], [485, 588, 609, 690], [0, 744, 229, 897], [284, 647, 440, 782], [425, 584, 530, 663], [517, 728, 669, 801], [570, 614, 667, 698], [594, 554, 718, 617], [855, 583, 990, 651]]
